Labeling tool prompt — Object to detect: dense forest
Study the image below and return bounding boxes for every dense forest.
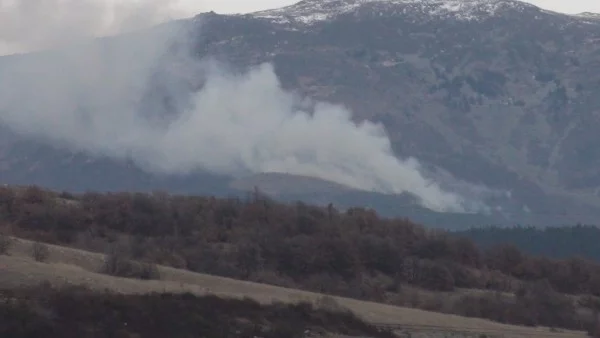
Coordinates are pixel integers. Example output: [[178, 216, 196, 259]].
[[0, 283, 393, 338], [2, 185, 600, 334], [453, 225, 600, 261]]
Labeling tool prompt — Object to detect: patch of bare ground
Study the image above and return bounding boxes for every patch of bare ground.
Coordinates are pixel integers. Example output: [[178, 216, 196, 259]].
[[0, 237, 588, 338]]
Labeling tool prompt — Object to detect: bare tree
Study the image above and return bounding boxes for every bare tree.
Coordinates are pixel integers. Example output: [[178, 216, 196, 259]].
[[31, 241, 50, 262], [0, 232, 12, 255]]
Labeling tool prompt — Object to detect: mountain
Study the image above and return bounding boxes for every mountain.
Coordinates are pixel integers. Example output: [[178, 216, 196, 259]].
[[3, 0, 600, 227]]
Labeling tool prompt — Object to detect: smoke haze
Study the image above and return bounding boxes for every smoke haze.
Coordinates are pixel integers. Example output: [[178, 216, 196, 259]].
[[0, 0, 484, 213], [0, 0, 189, 55]]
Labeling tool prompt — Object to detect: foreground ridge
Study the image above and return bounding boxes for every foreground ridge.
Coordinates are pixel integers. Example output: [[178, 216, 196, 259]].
[[0, 185, 599, 335]]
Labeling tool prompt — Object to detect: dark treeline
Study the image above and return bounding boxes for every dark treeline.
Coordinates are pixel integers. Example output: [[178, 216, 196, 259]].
[[2, 185, 600, 333], [453, 225, 600, 261], [0, 283, 393, 338]]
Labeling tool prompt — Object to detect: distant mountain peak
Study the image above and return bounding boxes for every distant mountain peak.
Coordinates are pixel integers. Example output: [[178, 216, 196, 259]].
[[250, 0, 536, 25], [575, 12, 600, 19]]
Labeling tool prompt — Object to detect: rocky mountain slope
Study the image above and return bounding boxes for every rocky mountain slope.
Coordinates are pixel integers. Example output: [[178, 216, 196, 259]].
[[2, 0, 600, 226]]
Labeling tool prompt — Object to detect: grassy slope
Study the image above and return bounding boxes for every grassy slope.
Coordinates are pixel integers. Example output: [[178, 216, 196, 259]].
[[0, 237, 587, 338]]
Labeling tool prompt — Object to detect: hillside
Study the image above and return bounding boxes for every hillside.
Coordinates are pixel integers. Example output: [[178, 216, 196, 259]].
[[1, 289, 389, 338], [0, 249, 391, 338], [230, 172, 356, 196], [2, 0, 600, 226], [2, 185, 600, 335], [0, 237, 587, 338]]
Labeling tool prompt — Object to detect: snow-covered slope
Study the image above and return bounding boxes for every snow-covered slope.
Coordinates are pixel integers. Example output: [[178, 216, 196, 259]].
[[251, 0, 536, 25], [575, 12, 600, 20]]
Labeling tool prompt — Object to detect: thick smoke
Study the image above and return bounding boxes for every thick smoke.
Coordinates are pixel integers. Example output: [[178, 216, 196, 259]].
[[0, 0, 481, 213]]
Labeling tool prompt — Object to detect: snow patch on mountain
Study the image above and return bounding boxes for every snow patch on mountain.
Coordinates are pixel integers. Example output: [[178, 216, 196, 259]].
[[251, 0, 535, 25], [575, 12, 600, 20]]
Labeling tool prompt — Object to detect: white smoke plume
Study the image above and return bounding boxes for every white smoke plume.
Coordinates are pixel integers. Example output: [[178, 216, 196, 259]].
[[0, 0, 481, 213]]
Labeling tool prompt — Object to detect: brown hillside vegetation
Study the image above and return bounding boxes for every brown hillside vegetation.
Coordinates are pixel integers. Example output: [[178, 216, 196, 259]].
[[2, 185, 600, 334], [0, 238, 587, 338], [0, 283, 394, 338]]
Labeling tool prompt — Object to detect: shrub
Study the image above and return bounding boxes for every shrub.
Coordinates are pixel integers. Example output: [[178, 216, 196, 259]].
[[31, 241, 50, 262], [102, 249, 160, 280], [315, 295, 348, 313], [139, 262, 161, 280], [0, 233, 12, 255]]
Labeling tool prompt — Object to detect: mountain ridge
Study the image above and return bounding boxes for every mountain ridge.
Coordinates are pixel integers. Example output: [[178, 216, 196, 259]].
[[2, 0, 600, 226], [250, 0, 538, 25]]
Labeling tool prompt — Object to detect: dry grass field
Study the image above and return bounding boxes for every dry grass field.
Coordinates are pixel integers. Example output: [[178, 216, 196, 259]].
[[0, 237, 588, 338]]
